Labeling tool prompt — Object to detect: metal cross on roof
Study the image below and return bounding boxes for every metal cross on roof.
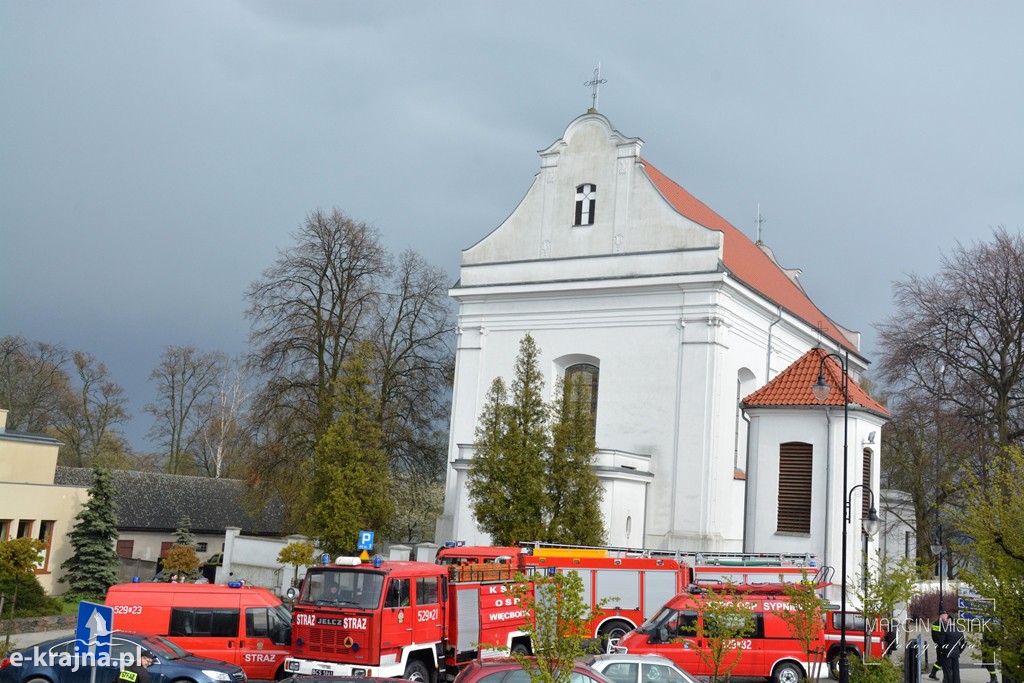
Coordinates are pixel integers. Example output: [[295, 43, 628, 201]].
[[585, 64, 607, 111]]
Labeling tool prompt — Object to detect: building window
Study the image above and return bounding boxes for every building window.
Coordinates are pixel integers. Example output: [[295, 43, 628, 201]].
[[196, 542, 208, 552], [35, 520, 55, 571], [574, 184, 597, 226], [777, 442, 813, 534], [565, 363, 599, 420], [735, 368, 756, 474], [17, 520, 33, 538], [0, 520, 10, 541], [160, 541, 174, 558], [862, 448, 872, 517], [116, 539, 135, 559]]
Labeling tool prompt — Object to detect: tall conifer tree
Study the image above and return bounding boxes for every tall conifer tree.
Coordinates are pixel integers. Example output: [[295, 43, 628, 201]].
[[468, 334, 604, 545], [308, 343, 394, 556], [548, 374, 604, 545], [60, 465, 119, 599]]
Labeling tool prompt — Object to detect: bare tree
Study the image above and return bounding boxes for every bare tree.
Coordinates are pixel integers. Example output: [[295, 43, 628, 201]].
[[878, 227, 1024, 579], [55, 351, 129, 467], [243, 210, 456, 530], [244, 209, 388, 518], [193, 357, 251, 478], [145, 346, 224, 474], [0, 335, 71, 433], [877, 227, 1024, 448], [373, 250, 455, 479], [246, 209, 387, 448]]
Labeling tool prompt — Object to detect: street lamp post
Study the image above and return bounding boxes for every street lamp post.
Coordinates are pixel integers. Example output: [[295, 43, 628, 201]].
[[930, 525, 945, 613], [847, 484, 881, 657], [811, 348, 853, 683]]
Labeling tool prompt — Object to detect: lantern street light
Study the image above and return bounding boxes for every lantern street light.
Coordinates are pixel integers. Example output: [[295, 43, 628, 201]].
[[930, 525, 945, 613], [848, 484, 881, 655], [811, 348, 855, 683]]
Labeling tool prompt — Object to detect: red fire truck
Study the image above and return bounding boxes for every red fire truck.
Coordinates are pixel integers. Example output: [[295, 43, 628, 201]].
[[436, 542, 829, 651], [283, 556, 530, 682], [612, 585, 889, 683]]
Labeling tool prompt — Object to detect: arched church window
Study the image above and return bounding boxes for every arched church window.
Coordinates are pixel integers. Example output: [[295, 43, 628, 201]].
[[574, 184, 597, 226], [777, 442, 812, 534], [565, 363, 599, 420]]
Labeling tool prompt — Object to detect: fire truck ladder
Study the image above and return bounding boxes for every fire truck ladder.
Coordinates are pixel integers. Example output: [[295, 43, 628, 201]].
[[518, 541, 833, 585]]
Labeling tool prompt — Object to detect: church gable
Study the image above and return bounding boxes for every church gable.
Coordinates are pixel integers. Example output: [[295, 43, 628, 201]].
[[461, 112, 722, 275]]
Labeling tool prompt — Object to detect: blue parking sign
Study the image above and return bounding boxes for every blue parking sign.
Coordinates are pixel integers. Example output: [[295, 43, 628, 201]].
[[75, 601, 113, 660], [358, 530, 375, 551]]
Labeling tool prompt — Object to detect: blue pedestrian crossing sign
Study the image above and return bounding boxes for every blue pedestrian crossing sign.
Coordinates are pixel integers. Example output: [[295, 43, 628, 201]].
[[357, 530, 375, 551], [75, 601, 113, 660]]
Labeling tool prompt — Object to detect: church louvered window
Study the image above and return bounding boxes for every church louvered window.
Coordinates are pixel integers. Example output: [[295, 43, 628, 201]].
[[574, 184, 596, 226], [777, 442, 813, 534]]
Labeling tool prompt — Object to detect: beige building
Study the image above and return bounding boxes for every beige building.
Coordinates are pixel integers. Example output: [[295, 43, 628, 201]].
[[0, 408, 88, 595]]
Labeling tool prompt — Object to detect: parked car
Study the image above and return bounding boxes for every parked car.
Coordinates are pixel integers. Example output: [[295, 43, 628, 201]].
[[580, 654, 700, 683], [0, 631, 246, 683], [106, 582, 291, 680], [452, 658, 614, 683]]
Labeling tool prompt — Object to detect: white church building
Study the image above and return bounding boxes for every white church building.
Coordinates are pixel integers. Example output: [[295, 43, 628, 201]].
[[435, 110, 889, 588]]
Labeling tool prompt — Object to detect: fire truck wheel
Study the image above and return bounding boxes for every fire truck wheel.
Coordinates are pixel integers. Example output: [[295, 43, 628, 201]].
[[826, 651, 848, 680], [598, 620, 633, 653], [511, 643, 531, 656], [404, 659, 430, 683], [771, 661, 804, 683]]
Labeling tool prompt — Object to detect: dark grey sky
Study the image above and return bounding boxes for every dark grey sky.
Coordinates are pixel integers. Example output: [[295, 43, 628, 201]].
[[2, 2, 1021, 451]]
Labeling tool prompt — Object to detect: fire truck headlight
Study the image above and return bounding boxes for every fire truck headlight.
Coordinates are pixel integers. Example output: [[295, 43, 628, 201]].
[[353, 669, 367, 676], [202, 671, 233, 682]]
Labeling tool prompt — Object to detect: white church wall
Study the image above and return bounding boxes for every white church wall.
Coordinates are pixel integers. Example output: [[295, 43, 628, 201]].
[[744, 405, 886, 599], [437, 111, 878, 562]]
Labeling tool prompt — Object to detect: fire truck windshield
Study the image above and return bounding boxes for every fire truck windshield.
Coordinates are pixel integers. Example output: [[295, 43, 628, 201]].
[[299, 568, 385, 610], [637, 606, 678, 634]]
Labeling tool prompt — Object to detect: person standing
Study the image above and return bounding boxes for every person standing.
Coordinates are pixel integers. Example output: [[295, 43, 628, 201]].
[[930, 611, 947, 680], [941, 611, 966, 683], [118, 649, 155, 683]]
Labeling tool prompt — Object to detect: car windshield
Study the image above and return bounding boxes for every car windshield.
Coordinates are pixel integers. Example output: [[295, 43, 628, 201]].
[[143, 635, 191, 660], [299, 568, 385, 609]]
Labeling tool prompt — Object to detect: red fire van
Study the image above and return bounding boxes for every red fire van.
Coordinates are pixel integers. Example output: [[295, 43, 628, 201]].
[[105, 582, 292, 681]]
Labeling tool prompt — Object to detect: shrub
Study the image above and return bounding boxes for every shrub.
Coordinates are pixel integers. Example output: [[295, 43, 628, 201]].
[[849, 654, 902, 683], [0, 572, 62, 618]]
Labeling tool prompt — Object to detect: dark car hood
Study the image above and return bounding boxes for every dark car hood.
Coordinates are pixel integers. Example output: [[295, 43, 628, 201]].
[[165, 655, 243, 672]]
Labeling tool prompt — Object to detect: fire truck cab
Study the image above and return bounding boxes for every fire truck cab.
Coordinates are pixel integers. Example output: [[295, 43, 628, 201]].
[[284, 557, 528, 683], [614, 587, 888, 683]]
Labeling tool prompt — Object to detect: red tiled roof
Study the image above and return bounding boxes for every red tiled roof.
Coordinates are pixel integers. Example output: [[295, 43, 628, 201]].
[[742, 348, 889, 415], [641, 159, 857, 354]]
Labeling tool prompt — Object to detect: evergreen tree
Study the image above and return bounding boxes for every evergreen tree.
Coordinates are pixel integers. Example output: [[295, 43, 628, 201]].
[[468, 334, 605, 545], [547, 374, 605, 545], [307, 343, 394, 556], [60, 465, 119, 600], [468, 335, 550, 544], [174, 515, 196, 547]]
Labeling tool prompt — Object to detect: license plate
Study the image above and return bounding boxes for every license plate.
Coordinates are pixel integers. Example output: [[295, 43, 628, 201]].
[[312, 669, 332, 676]]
